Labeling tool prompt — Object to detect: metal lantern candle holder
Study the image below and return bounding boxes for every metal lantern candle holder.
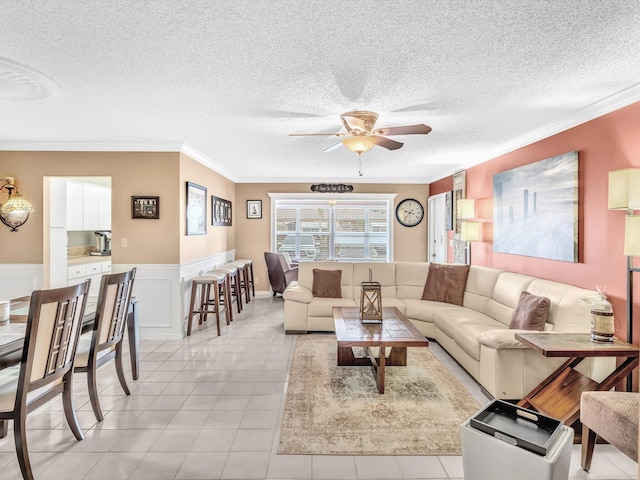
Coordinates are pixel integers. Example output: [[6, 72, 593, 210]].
[[360, 268, 383, 323]]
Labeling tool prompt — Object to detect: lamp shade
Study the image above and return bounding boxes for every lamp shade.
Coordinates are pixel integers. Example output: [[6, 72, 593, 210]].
[[342, 135, 376, 153], [1, 192, 34, 215], [461, 221, 480, 242], [624, 215, 640, 256], [457, 198, 475, 219], [608, 169, 640, 210]]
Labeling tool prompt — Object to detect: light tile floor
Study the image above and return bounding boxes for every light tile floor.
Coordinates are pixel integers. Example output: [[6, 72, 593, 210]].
[[0, 294, 637, 479]]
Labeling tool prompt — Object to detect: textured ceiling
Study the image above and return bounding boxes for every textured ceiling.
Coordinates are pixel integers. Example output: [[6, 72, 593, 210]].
[[1, 1, 640, 183]]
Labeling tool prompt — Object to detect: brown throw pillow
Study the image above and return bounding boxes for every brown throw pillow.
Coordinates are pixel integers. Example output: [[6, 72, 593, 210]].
[[421, 263, 470, 306], [312, 269, 342, 298], [509, 291, 550, 330]]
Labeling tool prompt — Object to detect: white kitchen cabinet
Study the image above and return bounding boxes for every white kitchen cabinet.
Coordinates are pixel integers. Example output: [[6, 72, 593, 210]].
[[67, 264, 88, 280], [66, 181, 111, 231], [98, 186, 111, 230], [83, 183, 100, 231], [66, 181, 84, 230], [67, 260, 111, 297], [49, 178, 68, 228]]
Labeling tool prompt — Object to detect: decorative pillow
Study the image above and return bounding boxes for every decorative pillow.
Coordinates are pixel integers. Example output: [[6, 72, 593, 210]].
[[509, 291, 551, 330], [312, 269, 342, 298], [421, 263, 470, 306]]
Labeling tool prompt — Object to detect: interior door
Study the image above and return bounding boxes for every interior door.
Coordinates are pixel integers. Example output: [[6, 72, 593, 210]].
[[428, 193, 448, 263]]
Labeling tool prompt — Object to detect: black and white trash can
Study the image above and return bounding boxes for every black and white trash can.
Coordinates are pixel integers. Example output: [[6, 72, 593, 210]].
[[460, 400, 574, 480]]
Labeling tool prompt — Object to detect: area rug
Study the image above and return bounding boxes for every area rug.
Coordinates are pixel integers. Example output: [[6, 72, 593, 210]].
[[278, 335, 481, 456]]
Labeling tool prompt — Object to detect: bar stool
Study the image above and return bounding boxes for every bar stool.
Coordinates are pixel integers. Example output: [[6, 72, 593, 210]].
[[227, 260, 251, 304], [209, 265, 242, 317], [187, 273, 229, 336], [234, 258, 255, 299]]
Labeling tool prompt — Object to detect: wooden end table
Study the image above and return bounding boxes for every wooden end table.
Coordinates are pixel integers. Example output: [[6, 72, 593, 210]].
[[515, 332, 639, 431], [333, 306, 429, 393]]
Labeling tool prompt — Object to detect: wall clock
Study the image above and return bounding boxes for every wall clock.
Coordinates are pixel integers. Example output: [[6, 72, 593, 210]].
[[396, 198, 424, 227]]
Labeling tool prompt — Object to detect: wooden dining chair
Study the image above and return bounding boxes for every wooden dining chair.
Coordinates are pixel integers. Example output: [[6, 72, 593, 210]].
[[74, 268, 136, 422], [0, 280, 91, 480]]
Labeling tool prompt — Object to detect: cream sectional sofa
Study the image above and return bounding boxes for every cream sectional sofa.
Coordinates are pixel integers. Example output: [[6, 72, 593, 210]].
[[283, 261, 614, 400]]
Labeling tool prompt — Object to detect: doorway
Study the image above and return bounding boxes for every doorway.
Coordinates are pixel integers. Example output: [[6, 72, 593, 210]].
[[427, 192, 449, 263], [44, 176, 112, 290]]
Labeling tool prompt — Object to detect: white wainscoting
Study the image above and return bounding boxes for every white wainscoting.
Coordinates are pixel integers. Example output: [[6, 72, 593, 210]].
[[0, 250, 237, 341], [113, 249, 236, 340], [0, 264, 44, 300]]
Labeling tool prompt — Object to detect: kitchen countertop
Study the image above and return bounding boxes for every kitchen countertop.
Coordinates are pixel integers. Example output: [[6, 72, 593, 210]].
[[67, 255, 111, 266]]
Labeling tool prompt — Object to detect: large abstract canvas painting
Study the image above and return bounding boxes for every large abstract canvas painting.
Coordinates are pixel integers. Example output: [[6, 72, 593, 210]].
[[493, 151, 578, 262]]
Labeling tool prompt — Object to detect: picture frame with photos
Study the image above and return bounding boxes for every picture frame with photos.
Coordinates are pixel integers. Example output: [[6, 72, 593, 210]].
[[247, 200, 262, 219], [131, 196, 159, 219], [186, 182, 207, 235]]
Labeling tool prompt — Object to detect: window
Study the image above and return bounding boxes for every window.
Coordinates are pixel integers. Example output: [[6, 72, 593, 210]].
[[270, 194, 395, 262]]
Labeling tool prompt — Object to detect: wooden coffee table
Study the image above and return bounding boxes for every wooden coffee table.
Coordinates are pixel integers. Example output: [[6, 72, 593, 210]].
[[333, 306, 429, 393]]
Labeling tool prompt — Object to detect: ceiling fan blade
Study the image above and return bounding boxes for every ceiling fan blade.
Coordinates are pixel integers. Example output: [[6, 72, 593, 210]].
[[323, 141, 344, 152], [374, 136, 404, 150], [289, 132, 342, 136], [374, 124, 432, 136]]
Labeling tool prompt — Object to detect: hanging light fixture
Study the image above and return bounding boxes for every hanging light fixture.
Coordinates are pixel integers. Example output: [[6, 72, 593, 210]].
[[342, 135, 377, 177], [342, 135, 377, 154], [0, 177, 34, 232]]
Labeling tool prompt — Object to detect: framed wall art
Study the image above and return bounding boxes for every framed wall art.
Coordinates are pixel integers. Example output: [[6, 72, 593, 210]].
[[131, 196, 159, 219], [452, 171, 468, 264], [247, 200, 262, 219], [212, 196, 232, 226], [493, 151, 578, 262], [186, 182, 207, 235]]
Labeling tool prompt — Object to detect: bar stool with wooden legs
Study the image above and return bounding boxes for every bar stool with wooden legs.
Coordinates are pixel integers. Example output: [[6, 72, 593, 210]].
[[227, 260, 251, 304], [209, 265, 242, 316], [187, 272, 229, 336], [234, 258, 255, 299]]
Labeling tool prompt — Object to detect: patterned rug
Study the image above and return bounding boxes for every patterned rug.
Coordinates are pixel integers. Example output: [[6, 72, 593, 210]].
[[278, 334, 481, 455]]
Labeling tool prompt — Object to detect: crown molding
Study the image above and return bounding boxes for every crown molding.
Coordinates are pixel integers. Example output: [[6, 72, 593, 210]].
[[424, 82, 640, 183], [179, 143, 239, 183], [0, 140, 239, 182], [0, 141, 184, 152]]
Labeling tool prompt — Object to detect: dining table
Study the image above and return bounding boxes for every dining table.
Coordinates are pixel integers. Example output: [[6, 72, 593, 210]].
[[0, 294, 139, 379]]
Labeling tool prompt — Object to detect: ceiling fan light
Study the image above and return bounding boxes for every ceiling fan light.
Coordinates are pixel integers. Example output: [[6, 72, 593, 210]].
[[342, 135, 376, 153]]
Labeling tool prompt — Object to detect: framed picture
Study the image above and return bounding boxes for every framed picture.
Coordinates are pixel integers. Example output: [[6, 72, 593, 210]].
[[131, 196, 159, 219], [247, 200, 262, 219], [493, 151, 578, 262], [445, 191, 453, 230], [186, 182, 206, 235], [212, 196, 232, 226]]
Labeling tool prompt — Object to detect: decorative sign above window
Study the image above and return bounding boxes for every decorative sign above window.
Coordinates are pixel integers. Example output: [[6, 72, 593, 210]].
[[310, 184, 354, 193], [212, 196, 232, 226]]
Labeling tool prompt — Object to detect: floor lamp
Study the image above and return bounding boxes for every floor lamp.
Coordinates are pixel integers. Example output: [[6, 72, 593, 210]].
[[608, 168, 640, 391]]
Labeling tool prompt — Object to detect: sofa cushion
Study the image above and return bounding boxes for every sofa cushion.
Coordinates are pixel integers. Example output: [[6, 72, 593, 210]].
[[434, 308, 499, 340], [404, 298, 464, 325], [509, 291, 550, 331], [421, 263, 470, 306], [312, 269, 342, 298], [308, 297, 357, 317]]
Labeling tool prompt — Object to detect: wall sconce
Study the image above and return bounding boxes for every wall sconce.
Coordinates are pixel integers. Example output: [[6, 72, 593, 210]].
[[457, 198, 479, 263], [0, 177, 34, 232], [461, 221, 480, 242], [608, 168, 640, 391]]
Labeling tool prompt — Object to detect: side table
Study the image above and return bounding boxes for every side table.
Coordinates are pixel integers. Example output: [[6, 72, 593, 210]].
[[515, 332, 639, 431]]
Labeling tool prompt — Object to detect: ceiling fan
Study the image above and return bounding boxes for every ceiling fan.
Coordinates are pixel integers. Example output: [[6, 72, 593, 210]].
[[289, 110, 431, 175]]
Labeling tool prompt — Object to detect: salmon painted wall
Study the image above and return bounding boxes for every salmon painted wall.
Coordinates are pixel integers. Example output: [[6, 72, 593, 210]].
[[430, 101, 640, 347]]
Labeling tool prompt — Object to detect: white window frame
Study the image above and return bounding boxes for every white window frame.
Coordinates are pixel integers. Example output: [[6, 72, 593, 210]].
[[268, 193, 397, 262]]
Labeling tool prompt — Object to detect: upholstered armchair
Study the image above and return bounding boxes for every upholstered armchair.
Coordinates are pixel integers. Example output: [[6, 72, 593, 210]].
[[264, 252, 299, 296]]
